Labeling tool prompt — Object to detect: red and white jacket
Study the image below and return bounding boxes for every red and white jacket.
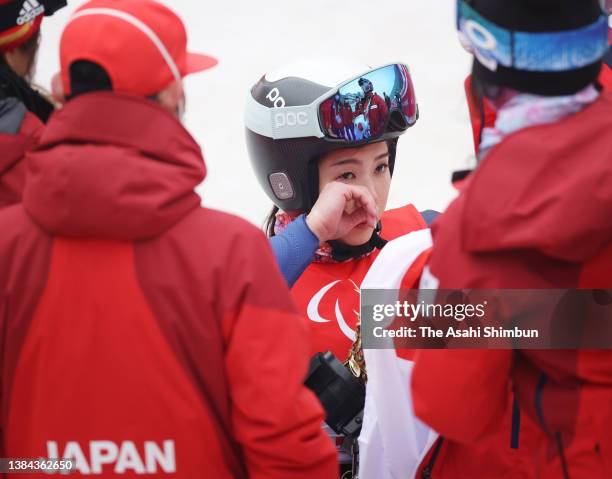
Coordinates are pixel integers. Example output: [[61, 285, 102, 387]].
[[361, 84, 612, 479], [290, 204, 430, 362], [0, 92, 337, 478], [413, 91, 612, 479]]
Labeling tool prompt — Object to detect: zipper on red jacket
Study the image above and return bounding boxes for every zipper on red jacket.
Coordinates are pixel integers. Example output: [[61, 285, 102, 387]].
[[510, 394, 521, 449], [535, 373, 571, 479], [421, 437, 445, 479]]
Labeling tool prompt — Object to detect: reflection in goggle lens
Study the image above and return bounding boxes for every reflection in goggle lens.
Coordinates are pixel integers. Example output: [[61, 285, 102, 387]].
[[319, 64, 417, 142]]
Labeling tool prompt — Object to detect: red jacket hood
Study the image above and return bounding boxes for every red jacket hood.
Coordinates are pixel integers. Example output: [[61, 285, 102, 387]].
[[0, 133, 31, 208], [0, 133, 28, 176], [23, 93, 206, 240], [459, 91, 612, 263]]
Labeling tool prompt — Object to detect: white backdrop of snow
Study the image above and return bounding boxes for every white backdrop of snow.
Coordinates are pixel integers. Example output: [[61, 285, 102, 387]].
[[35, 0, 474, 227]]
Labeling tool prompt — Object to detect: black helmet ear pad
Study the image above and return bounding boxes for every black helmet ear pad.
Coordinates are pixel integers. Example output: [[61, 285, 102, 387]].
[[246, 130, 349, 213]]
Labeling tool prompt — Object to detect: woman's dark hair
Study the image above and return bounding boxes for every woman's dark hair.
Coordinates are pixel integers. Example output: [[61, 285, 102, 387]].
[[0, 30, 56, 122], [264, 205, 280, 238], [468, 75, 489, 149], [470, 73, 505, 102], [0, 30, 40, 79], [68, 60, 112, 98]]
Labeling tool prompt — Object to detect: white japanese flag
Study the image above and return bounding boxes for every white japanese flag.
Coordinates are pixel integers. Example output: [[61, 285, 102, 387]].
[[359, 228, 439, 479]]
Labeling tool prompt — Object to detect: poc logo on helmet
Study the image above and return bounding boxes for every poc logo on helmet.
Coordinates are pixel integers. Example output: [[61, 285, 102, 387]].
[[266, 88, 286, 108], [274, 111, 308, 128], [266, 87, 308, 127]]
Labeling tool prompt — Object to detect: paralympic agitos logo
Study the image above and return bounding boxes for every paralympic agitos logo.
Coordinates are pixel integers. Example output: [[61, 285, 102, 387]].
[[307, 280, 359, 341]]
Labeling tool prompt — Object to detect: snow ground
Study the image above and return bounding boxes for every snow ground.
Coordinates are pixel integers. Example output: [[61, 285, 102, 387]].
[[35, 0, 474, 227]]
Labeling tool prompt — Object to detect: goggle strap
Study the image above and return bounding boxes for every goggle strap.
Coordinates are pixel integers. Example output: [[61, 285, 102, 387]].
[[245, 94, 324, 140], [245, 62, 416, 141], [457, 0, 609, 73]]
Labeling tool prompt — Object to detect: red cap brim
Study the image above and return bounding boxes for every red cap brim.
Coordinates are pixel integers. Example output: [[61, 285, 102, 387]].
[[185, 52, 218, 75]]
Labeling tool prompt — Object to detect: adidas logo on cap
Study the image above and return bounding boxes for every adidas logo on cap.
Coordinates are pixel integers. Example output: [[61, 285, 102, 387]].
[[16, 0, 45, 25]]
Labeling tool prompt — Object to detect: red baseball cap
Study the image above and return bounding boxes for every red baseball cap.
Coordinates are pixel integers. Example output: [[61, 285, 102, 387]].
[[60, 0, 218, 96]]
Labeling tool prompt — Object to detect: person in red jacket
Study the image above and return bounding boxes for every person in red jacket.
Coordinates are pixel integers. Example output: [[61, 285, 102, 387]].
[[0, 0, 65, 209], [0, 1, 338, 478], [411, 1, 612, 478], [355, 77, 389, 139]]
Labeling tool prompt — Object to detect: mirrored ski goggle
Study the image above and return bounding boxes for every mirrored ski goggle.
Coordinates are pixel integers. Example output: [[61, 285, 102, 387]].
[[317, 63, 417, 142], [248, 63, 418, 143], [456, 0, 609, 73]]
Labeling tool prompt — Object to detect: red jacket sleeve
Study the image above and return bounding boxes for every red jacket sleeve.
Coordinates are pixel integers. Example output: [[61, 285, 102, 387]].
[[411, 349, 512, 444], [375, 94, 389, 118], [410, 194, 514, 444], [221, 228, 337, 479], [0, 111, 43, 208]]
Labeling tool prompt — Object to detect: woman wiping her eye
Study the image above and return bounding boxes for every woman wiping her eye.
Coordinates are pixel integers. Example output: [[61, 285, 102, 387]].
[[245, 60, 437, 477]]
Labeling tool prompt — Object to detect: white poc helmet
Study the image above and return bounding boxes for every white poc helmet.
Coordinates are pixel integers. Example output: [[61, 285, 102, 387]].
[[245, 59, 418, 212]]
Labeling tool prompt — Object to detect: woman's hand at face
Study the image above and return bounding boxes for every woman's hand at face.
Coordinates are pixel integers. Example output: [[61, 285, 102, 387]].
[[306, 182, 378, 242]]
